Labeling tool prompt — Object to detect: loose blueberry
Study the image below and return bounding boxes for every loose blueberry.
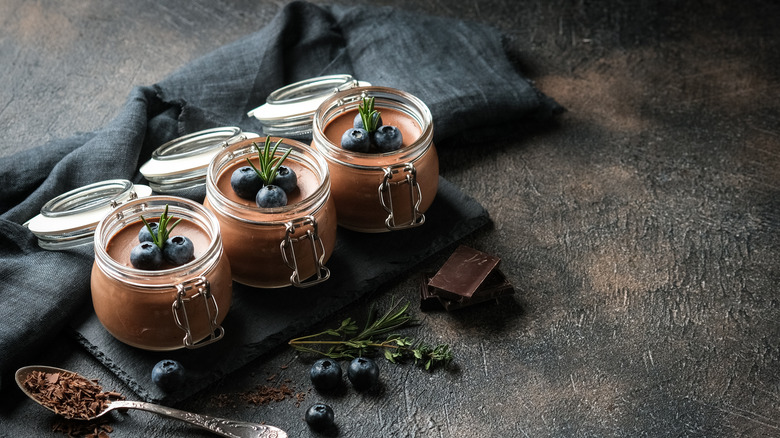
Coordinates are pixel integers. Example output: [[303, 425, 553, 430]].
[[130, 242, 163, 270], [138, 222, 159, 243], [255, 184, 287, 208], [273, 165, 298, 193], [151, 359, 185, 392], [353, 112, 382, 131], [310, 358, 342, 392], [373, 125, 403, 152], [347, 357, 379, 391], [163, 235, 194, 266], [305, 403, 335, 431], [340, 128, 371, 152], [230, 166, 264, 200]]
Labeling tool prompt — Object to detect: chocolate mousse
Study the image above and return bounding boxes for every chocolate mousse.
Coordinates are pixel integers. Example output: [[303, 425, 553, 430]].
[[204, 137, 337, 288], [91, 213, 232, 351], [314, 92, 439, 232]]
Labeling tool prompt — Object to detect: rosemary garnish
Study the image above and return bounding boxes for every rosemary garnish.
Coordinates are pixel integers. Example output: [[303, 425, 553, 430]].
[[247, 135, 292, 185], [288, 299, 453, 370], [140, 204, 180, 250], [358, 96, 381, 133]]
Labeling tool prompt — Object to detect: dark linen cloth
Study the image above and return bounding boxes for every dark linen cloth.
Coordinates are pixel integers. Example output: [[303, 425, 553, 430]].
[[0, 1, 560, 397]]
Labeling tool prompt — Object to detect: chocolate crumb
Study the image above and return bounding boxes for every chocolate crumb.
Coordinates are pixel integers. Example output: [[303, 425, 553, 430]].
[[239, 383, 295, 405], [22, 370, 124, 421]]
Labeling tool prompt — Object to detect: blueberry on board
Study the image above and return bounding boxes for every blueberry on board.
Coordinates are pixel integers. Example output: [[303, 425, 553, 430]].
[[255, 184, 288, 208], [305, 403, 335, 431], [373, 125, 403, 152], [151, 359, 185, 392], [347, 357, 379, 391], [353, 112, 382, 131], [163, 235, 194, 266], [340, 128, 371, 152], [230, 166, 264, 200], [273, 165, 298, 193], [310, 358, 343, 392], [138, 221, 159, 243], [130, 242, 163, 270]]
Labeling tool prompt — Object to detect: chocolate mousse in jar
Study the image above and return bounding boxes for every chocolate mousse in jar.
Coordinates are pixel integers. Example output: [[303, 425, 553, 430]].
[[91, 196, 232, 351], [312, 86, 438, 232], [203, 136, 336, 288]]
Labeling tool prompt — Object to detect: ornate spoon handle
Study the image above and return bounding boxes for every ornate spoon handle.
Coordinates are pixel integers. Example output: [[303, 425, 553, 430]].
[[107, 400, 287, 438]]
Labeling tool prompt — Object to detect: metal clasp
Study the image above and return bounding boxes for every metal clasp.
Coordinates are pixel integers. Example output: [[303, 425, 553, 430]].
[[172, 276, 224, 349], [378, 163, 425, 230], [280, 215, 330, 288]]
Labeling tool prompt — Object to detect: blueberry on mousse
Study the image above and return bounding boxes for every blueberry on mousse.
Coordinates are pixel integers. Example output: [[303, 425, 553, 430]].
[[373, 125, 403, 152], [235, 136, 298, 208], [230, 166, 263, 200], [130, 205, 193, 270], [255, 184, 287, 208], [341, 96, 402, 153], [340, 128, 371, 152]]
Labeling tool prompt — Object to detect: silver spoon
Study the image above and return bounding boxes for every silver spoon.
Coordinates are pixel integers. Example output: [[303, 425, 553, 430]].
[[16, 365, 287, 438]]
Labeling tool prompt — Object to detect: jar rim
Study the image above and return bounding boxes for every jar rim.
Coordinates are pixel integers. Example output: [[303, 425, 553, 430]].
[[311, 86, 434, 169], [93, 195, 224, 285], [205, 136, 332, 225]]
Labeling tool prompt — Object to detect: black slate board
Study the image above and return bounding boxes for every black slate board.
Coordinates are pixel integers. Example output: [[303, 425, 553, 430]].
[[72, 177, 489, 403]]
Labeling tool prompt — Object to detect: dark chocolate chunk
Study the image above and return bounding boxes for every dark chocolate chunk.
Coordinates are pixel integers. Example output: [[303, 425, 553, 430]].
[[427, 245, 501, 300]]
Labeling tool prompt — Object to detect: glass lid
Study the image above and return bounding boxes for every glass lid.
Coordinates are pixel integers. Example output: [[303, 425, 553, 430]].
[[140, 127, 258, 193], [247, 74, 370, 139], [25, 179, 153, 250]]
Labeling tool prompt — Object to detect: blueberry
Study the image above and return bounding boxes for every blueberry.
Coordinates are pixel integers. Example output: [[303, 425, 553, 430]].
[[353, 112, 382, 131], [373, 125, 403, 152], [151, 359, 185, 392], [138, 221, 159, 243], [255, 184, 287, 208], [305, 403, 335, 431], [340, 128, 371, 152], [347, 357, 379, 391], [310, 358, 342, 392], [230, 166, 263, 200], [273, 165, 297, 193], [130, 242, 163, 270], [163, 235, 194, 266]]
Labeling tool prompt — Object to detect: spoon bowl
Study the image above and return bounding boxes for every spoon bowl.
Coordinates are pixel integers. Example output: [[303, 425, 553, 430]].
[[16, 365, 287, 438]]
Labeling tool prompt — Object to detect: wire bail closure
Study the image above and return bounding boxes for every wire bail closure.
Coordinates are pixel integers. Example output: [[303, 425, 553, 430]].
[[379, 163, 425, 230], [280, 215, 331, 288], [172, 276, 224, 349]]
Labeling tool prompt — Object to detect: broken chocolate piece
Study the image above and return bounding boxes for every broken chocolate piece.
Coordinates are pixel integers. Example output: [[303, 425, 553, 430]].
[[427, 245, 501, 300], [421, 270, 514, 311]]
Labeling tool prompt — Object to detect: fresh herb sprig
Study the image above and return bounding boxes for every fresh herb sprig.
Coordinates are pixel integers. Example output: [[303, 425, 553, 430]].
[[358, 96, 381, 133], [288, 299, 453, 370], [140, 204, 180, 250], [247, 136, 292, 185]]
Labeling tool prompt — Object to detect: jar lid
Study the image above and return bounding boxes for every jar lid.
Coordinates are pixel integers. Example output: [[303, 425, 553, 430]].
[[248, 74, 370, 139], [140, 127, 258, 193], [25, 179, 153, 250]]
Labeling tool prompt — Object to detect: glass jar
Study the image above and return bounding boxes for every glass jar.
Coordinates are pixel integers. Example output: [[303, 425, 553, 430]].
[[203, 136, 336, 288], [91, 196, 232, 351], [312, 86, 438, 232]]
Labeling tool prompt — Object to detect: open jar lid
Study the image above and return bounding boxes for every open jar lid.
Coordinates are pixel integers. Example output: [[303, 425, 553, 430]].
[[25, 179, 153, 250], [247, 74, 370, 139], [140, 127, 258, 193]]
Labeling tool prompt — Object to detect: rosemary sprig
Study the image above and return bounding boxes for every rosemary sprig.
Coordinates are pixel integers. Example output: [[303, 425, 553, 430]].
[[247, 135, 292, 185], [140, 204, 181, 250], [358, 96, 381, 133], [288, 299, 453, 370]]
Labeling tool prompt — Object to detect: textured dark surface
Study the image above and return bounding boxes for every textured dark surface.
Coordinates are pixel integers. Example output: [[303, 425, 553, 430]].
[[1, 0, 779, 437]]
